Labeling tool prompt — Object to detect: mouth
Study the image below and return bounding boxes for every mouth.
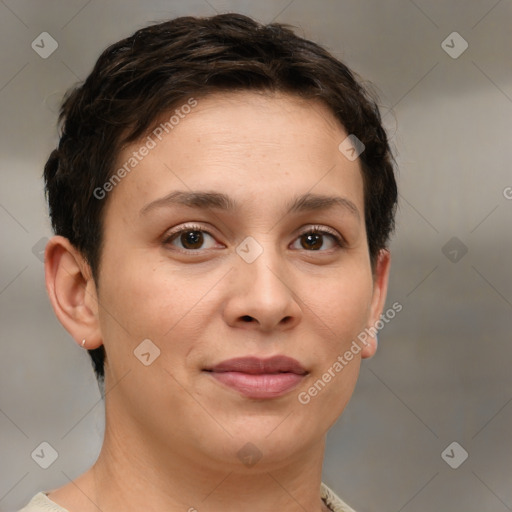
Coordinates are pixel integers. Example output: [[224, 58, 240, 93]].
[[203, 356, 308, 399]]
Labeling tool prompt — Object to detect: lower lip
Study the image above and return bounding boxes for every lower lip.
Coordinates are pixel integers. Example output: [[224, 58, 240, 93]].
[[208, 371, 305, 399]]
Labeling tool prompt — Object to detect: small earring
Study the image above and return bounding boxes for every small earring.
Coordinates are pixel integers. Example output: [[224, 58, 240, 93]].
[[81, 339, 86, 348]]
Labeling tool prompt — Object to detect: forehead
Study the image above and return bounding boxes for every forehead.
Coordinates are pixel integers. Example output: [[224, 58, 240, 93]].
[[165, 90, 345, 149], [104, 90, 364, 221]]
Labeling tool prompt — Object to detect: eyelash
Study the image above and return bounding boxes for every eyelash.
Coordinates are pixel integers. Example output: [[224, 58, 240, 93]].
[[162, 223, 345, 252]]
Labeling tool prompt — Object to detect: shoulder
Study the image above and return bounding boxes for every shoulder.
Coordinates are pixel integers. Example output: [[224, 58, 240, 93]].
[[21, 486, 353, 512], [321, 482, 358, 512], [17, 492, 70, 512]]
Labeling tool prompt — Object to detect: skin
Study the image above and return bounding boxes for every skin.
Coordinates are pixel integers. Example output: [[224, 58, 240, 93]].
[[44, 91, 390, 512]]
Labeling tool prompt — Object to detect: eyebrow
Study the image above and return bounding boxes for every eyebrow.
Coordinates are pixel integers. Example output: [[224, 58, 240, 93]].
[[140, 190, 360, 220]]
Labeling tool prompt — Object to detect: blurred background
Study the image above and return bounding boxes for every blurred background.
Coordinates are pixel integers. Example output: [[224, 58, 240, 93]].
[[1, 1, 511, 511]]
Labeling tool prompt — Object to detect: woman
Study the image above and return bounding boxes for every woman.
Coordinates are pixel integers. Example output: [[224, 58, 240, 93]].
[[20, 13, 397, 512]]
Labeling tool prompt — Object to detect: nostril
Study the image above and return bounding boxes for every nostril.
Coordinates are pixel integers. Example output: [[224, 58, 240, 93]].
[[241, 315, 253, 322]]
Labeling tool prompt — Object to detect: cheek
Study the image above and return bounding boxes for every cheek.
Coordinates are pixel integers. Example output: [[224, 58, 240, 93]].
[[96, 259, 208, 412], [97, 255, 217, 372], [296, 265, 373, 421], [307, 264, 374, 347], [100, 253, 184, 330]]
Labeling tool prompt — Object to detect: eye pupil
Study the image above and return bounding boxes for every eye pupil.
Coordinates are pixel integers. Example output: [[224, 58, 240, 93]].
[[181, 230, 203, 249], [302, 233, 322, 250]]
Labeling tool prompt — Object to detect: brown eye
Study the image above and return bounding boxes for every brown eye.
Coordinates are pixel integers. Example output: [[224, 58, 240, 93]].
[[178, 230, 205, 250], [164, 225, 218, 251], [300, 232, 323, 250], [292, 227, 343, 251]]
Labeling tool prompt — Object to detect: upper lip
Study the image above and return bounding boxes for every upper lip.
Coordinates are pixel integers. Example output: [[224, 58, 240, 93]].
[[206, 356, 307, 375]]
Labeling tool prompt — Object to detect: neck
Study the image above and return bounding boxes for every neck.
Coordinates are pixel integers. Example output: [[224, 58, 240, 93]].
[[89, 416, 329, 512]]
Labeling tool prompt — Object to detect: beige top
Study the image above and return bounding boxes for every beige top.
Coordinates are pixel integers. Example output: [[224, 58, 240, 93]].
[[18, 483, 356, 512]]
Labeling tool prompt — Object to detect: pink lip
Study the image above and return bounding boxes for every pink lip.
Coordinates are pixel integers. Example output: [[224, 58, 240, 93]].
[[205, 356, 308, 399]]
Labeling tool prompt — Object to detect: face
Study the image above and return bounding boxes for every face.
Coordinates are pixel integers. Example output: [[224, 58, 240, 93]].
[[93, 91, 388, 471]]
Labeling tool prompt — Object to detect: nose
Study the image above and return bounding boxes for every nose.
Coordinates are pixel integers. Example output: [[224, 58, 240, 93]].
[[222, 244, 303, 333]]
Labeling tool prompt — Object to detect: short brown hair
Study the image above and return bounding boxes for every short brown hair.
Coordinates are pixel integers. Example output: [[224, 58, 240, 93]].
[[44, 13, 398, 384]]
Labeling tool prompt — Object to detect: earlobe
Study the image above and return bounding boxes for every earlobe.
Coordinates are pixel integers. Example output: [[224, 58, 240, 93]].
[[44, 236, 103, 349], [360, 249, 391, 359]]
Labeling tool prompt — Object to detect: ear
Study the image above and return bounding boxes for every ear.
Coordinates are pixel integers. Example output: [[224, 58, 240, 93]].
[[44, 235, 103, 350], [360, 249, 391, 359]]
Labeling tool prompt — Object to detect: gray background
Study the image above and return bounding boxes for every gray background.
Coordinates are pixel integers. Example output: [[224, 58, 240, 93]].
[[1, 1, 511, 511]]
